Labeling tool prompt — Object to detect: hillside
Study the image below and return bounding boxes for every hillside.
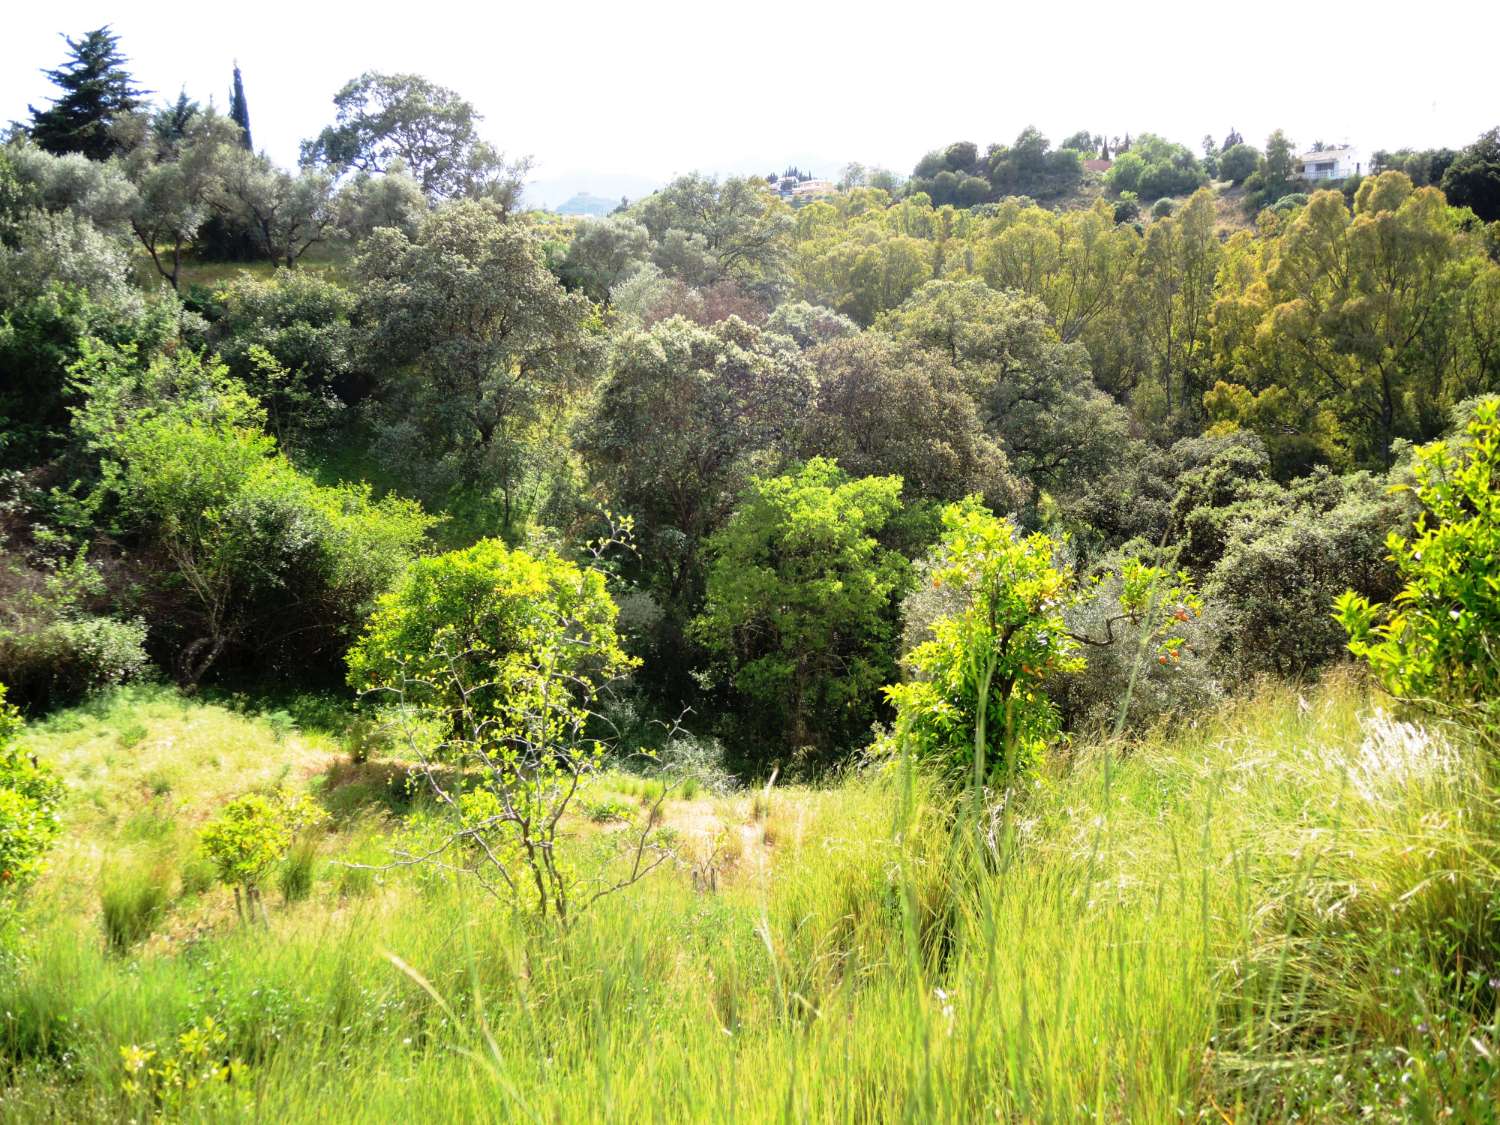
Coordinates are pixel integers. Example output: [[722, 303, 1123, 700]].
[[4, 673, 1497, 1120]]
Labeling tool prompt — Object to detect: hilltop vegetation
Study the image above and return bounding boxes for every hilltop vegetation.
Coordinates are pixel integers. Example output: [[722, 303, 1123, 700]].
[[2, 24, 1500, 1122]]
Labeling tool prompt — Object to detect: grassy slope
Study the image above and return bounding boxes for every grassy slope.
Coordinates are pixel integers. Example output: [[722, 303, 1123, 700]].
[[3, 673, 1499, 1121]]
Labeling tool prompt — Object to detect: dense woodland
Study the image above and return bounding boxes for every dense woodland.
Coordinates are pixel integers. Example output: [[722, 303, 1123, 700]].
[[3, 25, 1500, 1122]]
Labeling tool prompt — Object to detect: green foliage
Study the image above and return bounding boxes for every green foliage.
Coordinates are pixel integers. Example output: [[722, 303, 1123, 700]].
[[885, 502, 1083, 784], [347, 539, 647, 919], [200, 788, 326, 896], [1219, 143, 1261, 184], [26, 27, 145, 160], [73, 344, 432, 687], [348, 539, 634, 738], [879, 280, 1129, 496], [1440, 126, 1500, 223], [356, 200, 597, 530], [120, 1016, 249, 1118], [1105, 134, 1205, 200], [631, 174, 793, 293], [1336, 399, 1500, 715], [302, 72, 525, 206], [692, 459, 911, 764], [206, 269, 356, 441], [0, 684, 62, 894], [799, 333, 1023, 512]]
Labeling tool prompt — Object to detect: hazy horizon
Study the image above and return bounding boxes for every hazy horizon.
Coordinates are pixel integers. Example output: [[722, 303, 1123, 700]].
[[4, 1, 1497, 206]]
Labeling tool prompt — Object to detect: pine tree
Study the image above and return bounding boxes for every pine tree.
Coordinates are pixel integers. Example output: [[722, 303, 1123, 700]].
[[229, 63, 253, 151], [27, 26, 147, 159]]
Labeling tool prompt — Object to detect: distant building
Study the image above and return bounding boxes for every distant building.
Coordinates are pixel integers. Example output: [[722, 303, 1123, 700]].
[[1082, 158, 1113, 174], [790, 179, 836, 200], [1296, 145, 1364, 182]]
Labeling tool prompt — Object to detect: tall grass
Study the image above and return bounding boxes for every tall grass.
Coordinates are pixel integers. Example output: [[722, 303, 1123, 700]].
[[3, 674, 1498, 1120]]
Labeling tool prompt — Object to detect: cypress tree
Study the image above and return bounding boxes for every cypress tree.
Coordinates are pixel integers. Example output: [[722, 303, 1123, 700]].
[[27, 26, 147, 159], [229, 63, 253, 151]]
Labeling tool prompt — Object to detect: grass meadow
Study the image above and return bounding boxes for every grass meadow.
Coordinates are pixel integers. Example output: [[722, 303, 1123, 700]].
[[3, 673, 1499, 1121]]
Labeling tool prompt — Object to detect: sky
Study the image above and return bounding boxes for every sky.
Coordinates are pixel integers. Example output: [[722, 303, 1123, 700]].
[[3, 1, 1497, 205]]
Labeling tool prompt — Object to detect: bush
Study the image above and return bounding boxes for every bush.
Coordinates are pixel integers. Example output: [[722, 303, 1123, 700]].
[[0, 613, 148, 714], [1055, 553, 1220, 733], [1207, 471, 1407, 678], [1150, 198, 1174, 219], [0, 684, 62, 895], [347, 537, 650, 920], [72, 345, 433, 688], [1337, 399, 1500, 719], [1112, 191, 1140, 223], [885, 503, 1084, 785], [1219, 143, 1261, 184], [200, 789, 327, 922]]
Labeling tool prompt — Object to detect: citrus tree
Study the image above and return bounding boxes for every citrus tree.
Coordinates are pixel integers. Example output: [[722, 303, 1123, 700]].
[[200, 789, 325, 923]]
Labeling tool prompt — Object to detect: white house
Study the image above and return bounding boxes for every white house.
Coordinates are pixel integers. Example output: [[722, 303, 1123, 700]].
[[1296, 145, 1364, 182]]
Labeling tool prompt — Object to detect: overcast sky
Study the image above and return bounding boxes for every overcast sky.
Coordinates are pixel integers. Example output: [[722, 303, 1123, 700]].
[[4, 1, 1497, 193]]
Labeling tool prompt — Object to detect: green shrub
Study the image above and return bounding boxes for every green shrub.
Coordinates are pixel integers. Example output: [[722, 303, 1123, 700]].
[[1337, 398, 1500, 720], [1150, 197, 1174, 219], [0, 615, 149, 712], [0, 684, 61, 895], [70, 344, 434, 689], [200, 789, 327, 921], [1112, 191, 1140, 223], [1207, 470, 1407, 678]]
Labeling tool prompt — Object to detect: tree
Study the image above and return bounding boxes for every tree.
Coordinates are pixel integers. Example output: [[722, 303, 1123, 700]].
[[692, 460, 910, 763], [558, 215, 651, 304], [884, 502, 1083, 787], [1441, 127, 1500, 222], [302, 72, 527, 205], [1262, 130, 1298, 201], [879, 280, 1130, 495], [200, 789, 325, 923], [885, 502, 1199, 787], [72, 344, 431, 686], [347, 539, 665, 921], [1128, 188, 1222, 433], [986, 127, 1084, 199], [151, 92, 200, 154], [216, 149, 336, 268], [580, 316, 811, 625], [121, 111, 240, 288], [27, 27, 146, 160], [1105, 134, 1205, 200], [1336, 398, 1500, 719], [633, 174, 793, 292], [357, 201, 596, 530], [228, 63, 253, 151], [1219, 143, 1261, 185], [799, 333, 1024, 512]]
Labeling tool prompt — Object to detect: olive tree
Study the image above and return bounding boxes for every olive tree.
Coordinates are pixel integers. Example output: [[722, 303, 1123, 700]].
[[356, 201, 597, 531]]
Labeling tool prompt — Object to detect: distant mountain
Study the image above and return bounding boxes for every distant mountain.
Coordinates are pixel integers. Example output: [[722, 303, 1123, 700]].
[[555, 192, 618, 216], [523, 171, 664, 212]]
